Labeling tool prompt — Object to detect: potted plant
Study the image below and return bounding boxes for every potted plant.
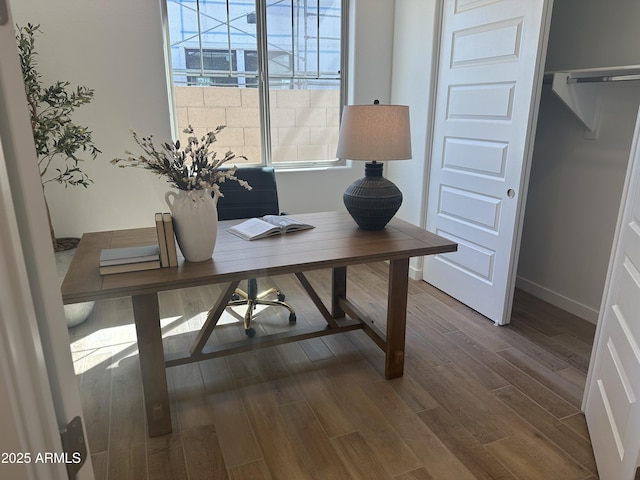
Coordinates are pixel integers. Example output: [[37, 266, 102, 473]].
[[16, 23, 101, 252], [112, 125, 251, 261], [16, 23, 100, 326]]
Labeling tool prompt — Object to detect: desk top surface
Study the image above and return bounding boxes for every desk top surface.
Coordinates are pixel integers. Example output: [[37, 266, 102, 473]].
[[62, 211, 457, 304]]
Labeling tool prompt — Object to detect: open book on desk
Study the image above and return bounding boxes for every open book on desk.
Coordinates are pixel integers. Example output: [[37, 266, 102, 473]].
[[227, 215, 314, 241]]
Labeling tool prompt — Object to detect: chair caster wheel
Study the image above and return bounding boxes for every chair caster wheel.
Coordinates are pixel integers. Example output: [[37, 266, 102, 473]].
[[277, 292, 286, 301], [245, 328, 256, 338], [231, 294, 241, 301], [289, 313, 296, 323]]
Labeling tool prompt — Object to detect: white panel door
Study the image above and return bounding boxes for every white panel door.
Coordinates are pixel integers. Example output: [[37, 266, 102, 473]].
[[583, 109, 640, 480], [424, 0, 553, 325]]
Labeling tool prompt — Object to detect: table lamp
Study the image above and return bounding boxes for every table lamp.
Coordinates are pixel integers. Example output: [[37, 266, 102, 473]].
[[336, 101, 412, 230]]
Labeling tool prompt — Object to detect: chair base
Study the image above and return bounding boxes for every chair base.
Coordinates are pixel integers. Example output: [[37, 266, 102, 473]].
[[227, 282, 296, 337]]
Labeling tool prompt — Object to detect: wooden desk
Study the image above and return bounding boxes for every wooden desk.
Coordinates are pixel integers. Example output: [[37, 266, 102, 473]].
[[62, 211, 456, 436]]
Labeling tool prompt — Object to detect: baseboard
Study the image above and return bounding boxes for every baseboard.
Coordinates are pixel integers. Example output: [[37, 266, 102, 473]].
[[409, 265, 422, 281], [515, 276, 599, 325]]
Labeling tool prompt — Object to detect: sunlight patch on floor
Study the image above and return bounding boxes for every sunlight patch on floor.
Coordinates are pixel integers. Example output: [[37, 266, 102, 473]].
[[70, 305, 279, 375]]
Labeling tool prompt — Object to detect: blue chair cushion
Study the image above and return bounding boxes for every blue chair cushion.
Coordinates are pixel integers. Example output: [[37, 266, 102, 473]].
[[217, 166, 280, 221]]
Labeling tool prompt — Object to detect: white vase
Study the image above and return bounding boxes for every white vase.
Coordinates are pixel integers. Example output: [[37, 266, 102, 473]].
[[165, 189, 219, 262]]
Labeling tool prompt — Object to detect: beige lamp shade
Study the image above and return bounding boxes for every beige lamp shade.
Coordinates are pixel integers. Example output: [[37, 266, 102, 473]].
[[336, 104, 412, 161]]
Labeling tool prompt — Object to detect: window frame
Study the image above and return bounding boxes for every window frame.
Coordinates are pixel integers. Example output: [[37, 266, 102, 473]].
[[163, 0, 349, 170]]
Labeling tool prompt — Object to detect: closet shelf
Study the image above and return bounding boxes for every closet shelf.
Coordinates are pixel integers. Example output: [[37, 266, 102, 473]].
[[543, 66, 640, 134]]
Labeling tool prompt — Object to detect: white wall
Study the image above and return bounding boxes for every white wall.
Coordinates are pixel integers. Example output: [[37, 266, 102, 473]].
[[545, 0, 640, 73], [10, 0, 395, 238], [386, 0, 439, 279], [348, 0, 395, 105], [387, 0, 438, 228], [517, 0, 640, 322]]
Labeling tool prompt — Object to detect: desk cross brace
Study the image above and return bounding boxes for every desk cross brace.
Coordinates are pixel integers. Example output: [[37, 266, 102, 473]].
[[190, 281, 240, 357], [169, 267, 391, 369]]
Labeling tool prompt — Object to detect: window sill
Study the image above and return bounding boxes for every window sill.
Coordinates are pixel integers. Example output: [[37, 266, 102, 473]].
[[274, 163, 352, 174]]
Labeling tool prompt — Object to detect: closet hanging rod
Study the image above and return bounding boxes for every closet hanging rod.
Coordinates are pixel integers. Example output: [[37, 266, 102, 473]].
[[543, 72, 640, 85], [567, 74, 640, 84]]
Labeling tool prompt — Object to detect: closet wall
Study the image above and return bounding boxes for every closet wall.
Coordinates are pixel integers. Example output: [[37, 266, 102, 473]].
[[516, 0, 640, 323]]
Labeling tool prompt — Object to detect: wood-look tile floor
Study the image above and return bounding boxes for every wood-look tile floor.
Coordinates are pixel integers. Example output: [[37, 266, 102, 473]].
[[69, 262, 599, 479]]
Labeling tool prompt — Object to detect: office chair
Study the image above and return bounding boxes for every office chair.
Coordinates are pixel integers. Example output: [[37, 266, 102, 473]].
[[216, 166, 296, 337]]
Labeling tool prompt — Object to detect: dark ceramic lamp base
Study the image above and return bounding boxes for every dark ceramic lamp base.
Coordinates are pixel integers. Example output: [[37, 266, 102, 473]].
[[343, 162, 402, 230]]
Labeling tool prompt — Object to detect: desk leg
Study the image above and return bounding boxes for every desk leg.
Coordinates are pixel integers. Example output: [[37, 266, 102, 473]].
[[386, 258, 409, 379], [331, 266, 347, 319], [132, 293, 172, 436]]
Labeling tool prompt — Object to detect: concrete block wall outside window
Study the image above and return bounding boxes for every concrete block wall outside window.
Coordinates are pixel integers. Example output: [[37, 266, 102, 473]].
[[175, 86, 340, 164]]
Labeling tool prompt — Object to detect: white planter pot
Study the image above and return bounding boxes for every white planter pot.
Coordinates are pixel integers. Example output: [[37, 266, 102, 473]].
[[56, 248, 95, 328]]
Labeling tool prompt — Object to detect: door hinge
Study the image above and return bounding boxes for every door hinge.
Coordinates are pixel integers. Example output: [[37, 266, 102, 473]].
[[59, 416, 87, 479]]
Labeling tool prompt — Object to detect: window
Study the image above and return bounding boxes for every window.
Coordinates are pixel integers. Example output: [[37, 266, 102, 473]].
[[165, 0, 347, 167], [185, 48, 239, 86]]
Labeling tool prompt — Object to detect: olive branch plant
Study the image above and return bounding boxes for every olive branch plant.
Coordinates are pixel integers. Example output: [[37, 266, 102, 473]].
[[16, 23, 101, 251]]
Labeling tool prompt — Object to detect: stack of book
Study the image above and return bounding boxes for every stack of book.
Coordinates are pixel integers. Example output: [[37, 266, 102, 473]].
[[98, 213, 178, 275], [99, 244, 161, 275]]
